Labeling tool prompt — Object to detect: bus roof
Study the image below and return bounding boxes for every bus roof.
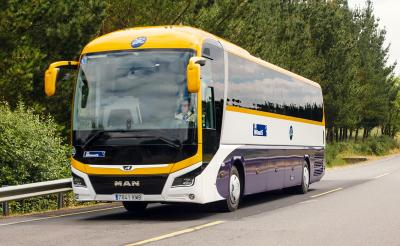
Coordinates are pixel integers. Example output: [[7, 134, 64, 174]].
[[82, 26, 320, 88]]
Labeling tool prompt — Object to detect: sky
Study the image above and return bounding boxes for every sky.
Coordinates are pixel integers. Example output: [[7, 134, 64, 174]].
[[347, 0, 400, 76]]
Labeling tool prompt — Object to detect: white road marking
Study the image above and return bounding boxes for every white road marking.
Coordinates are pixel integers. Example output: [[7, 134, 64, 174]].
[[125, 220, 225, 246], [373, 172, 391, 179], [310, 187, 343, 198], [0, 206, 123, 227], [298, 199, 318, 204]]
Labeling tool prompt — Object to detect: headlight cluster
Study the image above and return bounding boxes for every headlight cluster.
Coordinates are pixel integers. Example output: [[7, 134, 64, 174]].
[[72, 173, 86, 188], [172, 163, 208, 188]]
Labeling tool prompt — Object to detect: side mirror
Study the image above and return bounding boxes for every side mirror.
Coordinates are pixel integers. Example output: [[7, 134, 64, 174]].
[[187, 57, 206, 93], [44, 61, 79, 96]]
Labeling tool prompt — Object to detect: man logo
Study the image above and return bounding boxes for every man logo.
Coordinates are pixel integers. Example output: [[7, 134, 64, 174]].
[[122, 165, 133, 171], [114, 181, 140, 187]]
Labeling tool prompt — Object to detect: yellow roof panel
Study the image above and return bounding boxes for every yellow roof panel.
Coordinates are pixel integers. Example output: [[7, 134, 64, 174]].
[[81, 25, 319, 88]]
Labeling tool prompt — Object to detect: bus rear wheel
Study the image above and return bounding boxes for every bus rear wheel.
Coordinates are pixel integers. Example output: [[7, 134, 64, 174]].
[[219, 165, 242, 212], [296, 162, 310, 194], [122, 201, 148, 213]]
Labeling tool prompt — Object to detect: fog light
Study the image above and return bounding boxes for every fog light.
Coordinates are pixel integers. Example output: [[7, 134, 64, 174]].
[[188, 194, 195, 200], [72, 173, 86, 188]]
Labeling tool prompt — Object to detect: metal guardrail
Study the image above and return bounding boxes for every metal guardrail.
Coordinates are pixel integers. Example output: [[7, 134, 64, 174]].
[[0, 178, 72, 216]]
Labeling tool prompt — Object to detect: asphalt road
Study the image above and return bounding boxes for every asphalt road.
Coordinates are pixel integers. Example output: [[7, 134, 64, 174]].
[[1, 155, 400, 246]]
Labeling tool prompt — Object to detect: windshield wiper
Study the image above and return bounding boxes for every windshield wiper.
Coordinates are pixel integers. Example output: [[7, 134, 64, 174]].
[[123, 135, 182, 150], [153, 136, 181, 150], [82, 130, 106, 149], [81, 131, 181, 150]]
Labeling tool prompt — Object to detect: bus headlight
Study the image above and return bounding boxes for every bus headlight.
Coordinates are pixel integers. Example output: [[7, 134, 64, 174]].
[[172, 163, 208, 188], [72, 173, 86, 188], [172, 177, 195, 187]]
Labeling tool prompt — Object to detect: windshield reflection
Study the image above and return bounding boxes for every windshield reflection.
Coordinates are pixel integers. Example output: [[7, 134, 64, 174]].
[[73, 50, 196, 133]]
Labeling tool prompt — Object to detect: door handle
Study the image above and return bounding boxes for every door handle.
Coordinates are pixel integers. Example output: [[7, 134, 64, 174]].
[[275, 168, 278, 172]]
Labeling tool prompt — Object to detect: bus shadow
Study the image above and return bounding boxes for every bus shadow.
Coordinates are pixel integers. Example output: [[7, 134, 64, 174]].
[[83, 189, 312, 222], [240, 188, 308, 209], [83, 203, 218, 222]]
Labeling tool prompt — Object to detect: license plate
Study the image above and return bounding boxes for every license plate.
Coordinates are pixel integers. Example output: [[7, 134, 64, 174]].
[[115, 193, 143, 201]]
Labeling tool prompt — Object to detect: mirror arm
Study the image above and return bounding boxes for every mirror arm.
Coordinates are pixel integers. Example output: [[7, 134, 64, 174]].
[[191, 57, 206, 66], [49, 61, 79, 70]]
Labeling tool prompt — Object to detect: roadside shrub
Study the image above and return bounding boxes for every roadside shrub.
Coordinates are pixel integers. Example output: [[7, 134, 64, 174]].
[[0, 102, 70, 186], [325, 143, 339, 164], [326, 135, 399, 166], [353, 136, 397, 156]]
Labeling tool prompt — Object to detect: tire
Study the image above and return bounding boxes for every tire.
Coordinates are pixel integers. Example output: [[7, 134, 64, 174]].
[[219, 165, 242, 212], [296, 162, 310, 194], [122, 201, 148, 213]]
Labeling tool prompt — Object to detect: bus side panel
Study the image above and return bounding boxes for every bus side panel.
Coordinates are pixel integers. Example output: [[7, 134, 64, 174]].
[[221, 109, 324, 148], [216, 146, 324, 198]]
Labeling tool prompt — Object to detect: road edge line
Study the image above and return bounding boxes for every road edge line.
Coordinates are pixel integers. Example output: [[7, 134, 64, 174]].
[[125, 220, 225, 246], [0, 206, 124, 227], [310, 187, 343, 198]]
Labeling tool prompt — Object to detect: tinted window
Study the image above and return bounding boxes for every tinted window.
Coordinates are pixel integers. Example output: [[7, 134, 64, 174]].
[[227, 53, 323, 122]]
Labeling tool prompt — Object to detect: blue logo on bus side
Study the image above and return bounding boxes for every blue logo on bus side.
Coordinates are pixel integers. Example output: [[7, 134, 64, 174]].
[[253, 124, 267, 137], [131, 37, 147, 48], [83, 151, 105, 158]]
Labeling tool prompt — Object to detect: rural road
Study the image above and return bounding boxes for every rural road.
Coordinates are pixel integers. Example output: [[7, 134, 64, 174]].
[[1, 155, 400, 246]]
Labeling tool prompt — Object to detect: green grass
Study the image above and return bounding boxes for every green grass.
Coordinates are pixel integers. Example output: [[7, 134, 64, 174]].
[[326, 135, 399, 167]]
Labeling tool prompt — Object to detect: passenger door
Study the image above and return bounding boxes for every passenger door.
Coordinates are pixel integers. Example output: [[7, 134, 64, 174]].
[[201, 40, 225, 163]]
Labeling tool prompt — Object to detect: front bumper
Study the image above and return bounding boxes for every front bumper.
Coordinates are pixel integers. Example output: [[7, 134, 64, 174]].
[[71, 162, 223, 204]]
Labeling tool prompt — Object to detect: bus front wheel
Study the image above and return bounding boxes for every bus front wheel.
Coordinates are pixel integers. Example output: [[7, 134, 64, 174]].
[[219, 165, 242, 212]]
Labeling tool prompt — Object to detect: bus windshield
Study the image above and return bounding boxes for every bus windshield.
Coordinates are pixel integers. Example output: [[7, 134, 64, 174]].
[[73, 50, 196, 136]]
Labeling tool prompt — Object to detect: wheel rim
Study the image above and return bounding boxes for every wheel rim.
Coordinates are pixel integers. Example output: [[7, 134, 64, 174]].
[[229, 174, 241, 204], [303, 165, 309, 187]]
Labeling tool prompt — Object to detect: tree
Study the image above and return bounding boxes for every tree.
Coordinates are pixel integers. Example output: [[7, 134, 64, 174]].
[[0, 0, 107, 138]]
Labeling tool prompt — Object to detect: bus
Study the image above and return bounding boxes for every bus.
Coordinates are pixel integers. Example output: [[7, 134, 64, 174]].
[[44, 26, 325, 212]]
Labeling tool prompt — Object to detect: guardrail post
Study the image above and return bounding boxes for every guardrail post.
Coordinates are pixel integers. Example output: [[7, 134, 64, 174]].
[[2, 185, 9, 216], [2, 201, 9, 216], [57, 192, 64, 209]]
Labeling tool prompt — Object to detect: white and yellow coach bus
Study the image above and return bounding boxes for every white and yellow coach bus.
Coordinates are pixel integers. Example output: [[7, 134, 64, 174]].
[[44, 26, 325, 212]]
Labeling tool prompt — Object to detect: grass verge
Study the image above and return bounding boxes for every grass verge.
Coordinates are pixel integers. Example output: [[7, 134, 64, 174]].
[[326, 136, 400, 168]]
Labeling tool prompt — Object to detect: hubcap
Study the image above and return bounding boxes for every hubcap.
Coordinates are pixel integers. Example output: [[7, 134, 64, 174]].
[[303, 166, 309, 187], [230, 174, 241, 204]]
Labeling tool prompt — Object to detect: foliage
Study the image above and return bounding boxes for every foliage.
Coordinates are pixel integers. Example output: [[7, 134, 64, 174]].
[[0, 0, 107, 139], [0, 102, 70, 186], [326, 136, 399, 166], [1, 0, 398, 141]]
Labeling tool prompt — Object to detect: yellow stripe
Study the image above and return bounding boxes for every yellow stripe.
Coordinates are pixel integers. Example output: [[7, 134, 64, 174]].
[[310, 187, 343, 198], [226, 105, 325, 126], [125, 220, 225, 246], [71, 152, 202, 175]]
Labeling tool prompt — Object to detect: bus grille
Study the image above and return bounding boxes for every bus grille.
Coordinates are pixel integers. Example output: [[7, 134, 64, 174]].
[[88, 175, 168, 195]]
